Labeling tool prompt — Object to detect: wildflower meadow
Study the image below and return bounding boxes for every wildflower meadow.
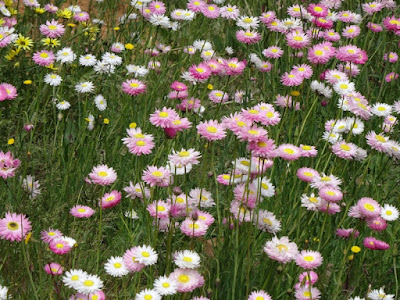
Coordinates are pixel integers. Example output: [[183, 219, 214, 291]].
[[1, 0, 400, 299]]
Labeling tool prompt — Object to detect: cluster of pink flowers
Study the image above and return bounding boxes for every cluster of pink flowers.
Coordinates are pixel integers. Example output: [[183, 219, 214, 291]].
[[122, 127, 155, 156]]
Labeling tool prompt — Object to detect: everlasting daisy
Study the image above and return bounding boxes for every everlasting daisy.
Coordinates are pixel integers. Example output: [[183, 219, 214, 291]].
[[301, 193, 322, 211], [41, 228, 63, 243], [368, 287, 394, 300], [56, 47, 76, 64], [88, 165, 117, 186], [169, 268, 205, 292], [174, 250, 201, 269], [32, 50, 55, 66], [154, 275, 177, 296], [44, 73, 62, 86], [180, 218, 208, 237], [99, 190, 122, 209], [197, 120, 226, 141], [263, 236, 299, 264], [296, 167, 319, 182], [0, 285, 9, 300], [295, 286, 321, 300], [142, 166, 171, 187], [0, 212, 31, 242], [75, 274, 104, 295], [122, 79, 146, 96], [236, 30, 261, 44], [295, 250, 323, 269], [381, 204, 399, 221], [79, 54, 97, 66], [75, 81, 95, 93], [44, 262, 63, 275], [371, 103, 392, 117], [364, 237, 390, 250], [70, 205, 95, 218], [49, 239, 72, 255], [356, 197, 381, 219], [39, 19, 65, 38], [147, 200, 171, 219], [168, 149, 201, 166], [56, 100, 70, 110], [135, 289, 161, 300], [277, 144, 302, 161], [104, 256, 129, 277], [248, 290, 272, 300]]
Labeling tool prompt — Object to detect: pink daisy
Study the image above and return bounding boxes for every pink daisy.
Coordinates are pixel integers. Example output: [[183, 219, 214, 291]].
[[259, 11, 276, 25], [99, 190, 122, 209], [363, 237, 390, 250], [367, 22, 382, 32], [209, 90, 228, 103], [180, 218, 208, 237], [318, 187, 343, 202], [263, 236, 299, 264], [367, 216, 387, 232], [170, 81, 188, 92], [385, 72, 399, 82], [0, 151, 21, 179], [149, 1, 166, 15], [168, 148, 201, 166], [169, 268, 205, 292], [281, 71, 303, 86], [39, 19, 65, 38], [335, 228, 360, 239], [32, 50, 56, 67], [323, 30, 340, 42], [201, 4, 220, 19], [70, 205, 95, 218], [220, 5, 240, 20], [307, 3, 328, 17], [236, 30, 261, 44], [384, 52, 398, 63], [366, 131, 389, 152], [342, 25, 360, 39], [332, 141, 358, 159], [248, 290, 272, 300], [123, 247, 146, 272], [88, 164, 117, 186], [0, 85, 7, 101], [299, 145, 317, 157], [0, 83, 17, 100], [188, 62, 212, 80], [195, 211, 215, 226], [73, 12, 90, 22], [187, 0, 205, 13], [142, 166, 172, 187], [149, 107, 178, 128], [295, 250, 323, 269], [147, 200, 171, 219], [44, 262, 63, 275], [295, 286, 321, 300], [121, 79, 146, 96], [222, 58, 246, 76], [247, 138, 276, 158], [313, 17, 333, 29], [41, 228, 63, 243], [49, 239, 72, 255], [296, 167, 319, 182], [196, 120, 226, 141], [286, 31, 311, 49], [0, 212, 31, 242], [262, 46, 283, 58], [277, 144, 302, 161], [356, 197, 381, 218]]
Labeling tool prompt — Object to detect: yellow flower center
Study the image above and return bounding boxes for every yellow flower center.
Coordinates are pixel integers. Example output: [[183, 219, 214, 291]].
[[178, 274, 190, 283], [314, 6, 323, 12], [283, 148, 294, 154], [114, 263, 122, 268], [244, 32, 254, 37], [7, 222, 19, 231], [196, 67, 204, 73], [162, 282, 170, 288], [152, 171, 163, 177], [261, 183, 269, 190], [364, 203, 375, 211], [304, 255, 314, 262], [98, 171, 108, 177], [71, 275, 79, 281], [243, 18, 252, 23], [78, 208, 86, 213], [48, 25, 57, 30], [136, 141, 146, 146], [179, 151, 190, 157], [340, 144, 351, 151], [157, 205, 166, 212], [315, 50, 323, 56], [386, 211, 392, 215], [375, 135, 386, 143], [340, 84, 348, 89], [56, 243, 64, 249], [130, 83, 139, 88], [206, 126, 217, 133], [159, 112, 169, 118], [40, 53, 49, 58], [293, 36, 303, 41], [106, 196, 115, 202], [189, 223, 199, 229], [263, 218, 272, 225], [183, 256, 193, 262], [309, 197, 318, 203], [142, 251, 150, 257], [277, 244, 288, 252]]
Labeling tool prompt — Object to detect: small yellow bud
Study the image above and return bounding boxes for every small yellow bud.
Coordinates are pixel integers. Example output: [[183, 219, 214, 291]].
[[103, 118, 109, 125], [25, 232, 32, 244], [23, 80, 32, 85], [129, 122, 137, 129], [125, 43, 134, 50], [348, 255, 354, 261], [207, 84, 213, 90], [351, 246, 361, 253], [7, 138, 14, 145], [291, 91, 300, 96], [114, 26, 120, 31]]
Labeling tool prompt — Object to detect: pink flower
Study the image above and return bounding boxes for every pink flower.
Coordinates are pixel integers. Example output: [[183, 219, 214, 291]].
[[307, 3, 328, 17], [88, 164, 117, 186], [169, 268, 205, 292], [296, 167, 319, 182], [295, 250, 323, 269], [263, 236, 299, 264], [298, 271, 319, 285], [147, 200, 171, 219], [277, 144, 302, 161], [0, 151, 21, 179], [367, 216, 387, 232], [295, 286, 321, 300], [209, 90, 228, 103], [299, 145, 317, 157], [286, 31, 311, 49], [342, 25, 360, 39], [142, 166, 172, 187], [383, 16, 400, 32], [123, 247, 146, 272], [44, 262, 63, 275], [187, 0, 205, 12], [366, 131, 389, 152], [180, 218, 208, 237], [149, 107, 179, 128], [362, 1, 383, 15], [259, 11, 276, 25], [263, 46, 283, 59], [39, 19, 65, 38], [170, 81, 188, 92], [313, 17, 333, 29], [99, 190, 122, 209], [335, 228, 360, 239], [384, 52, 398, 63], [201, 4, 220, 19], [220, 5, 240, 19], [367, 22, 382, 32], [248, 290, 272, 300], [385, 72, 399, 82], [149, 1, 166, 15], [356, 197, 381, 218], [189, 62, 212, 80], [323, 30, 340, 42], [248, 138, 276, 158], [0, 85, 7, 101], [222, 58, 246, 75], [49, 239, 72, 255], [168, 148, 201, 166], [121, 79, 146, 96], [196, 120, 226, 141], [281, 71, 303, 86], [332, 141, 358, 159], [236, 30, 261, 44], [308, 43, 334, 64], [32, 50, 56, 66], [41, 228, 63, 243], [70, 205, 95, 218], [0, 212, 31, 242], [318, 187, 343, 202], [73, 12, 90, 22], [0, 83, 17, 100], [363, 237, 390, 250], [336, 45, 362, 63]]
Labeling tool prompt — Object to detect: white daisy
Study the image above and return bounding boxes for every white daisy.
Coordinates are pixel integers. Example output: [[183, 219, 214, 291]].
[[333, 80, 355, 96], [345, 117, 364, 135], [166, 162, 193, 175], [94, 61, 115, 75], [322, 131, 343, 144], [86, 114, 95, 131], [371, 103, 392, 117], [79, 54, 97, 66], [75, 274, 103, 295], [126, 64, 149, 77], [0, 285, 9, 300], [56, 100, 71, 110], [193, 39, 212, 51], [149, 14, 171, 27], [22, 175, 41, 199], [62, 269, 88, 289], [135, 289, 161, 300], [94, 94, 107, 111], [75, 81, 95, 93], [174, 250, 201, 269], [125, 209, 139, 220], [225, 46, 234, 55], [236, 16, 259, 29], [367, 287, 394, 300], [132, 245, 158, 266], [101, 52, 122, 66], [332, 119, 348, 133], [255, 177, 275, 198], [56, 47, 76, 64], [104, 256, 129, 277], [380, 204, 399, 221], [59, 236, 77, 248], [300, 193, 322, 211], [44, 73, 62, 86], [153, 275, 177, 296]]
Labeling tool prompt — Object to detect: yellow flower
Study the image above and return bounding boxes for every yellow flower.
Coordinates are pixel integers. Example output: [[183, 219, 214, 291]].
[[41, 38, 60, 48], [24, 80, 32, 85], [114, 26, 120, 31], [4, 0, 12, 6], [15, 34, 34, 51], [8, 138, 14, 145], [5, 49, 19, 61], [35, 7, 46, 14], [348, 255, 354, 261], [129, 122, 137, 129], [125, 43, 134, 50], [291, 91, 300, 97], [67, 23, 76, 27], [207, 84, 213, 90], [8, 7, 17, 15], [25, 232, 32, 244], [57, 8, 72, 19], [351, 246, 361, 253], [0, 18, 5, 26], [103, 118, 109, 125]]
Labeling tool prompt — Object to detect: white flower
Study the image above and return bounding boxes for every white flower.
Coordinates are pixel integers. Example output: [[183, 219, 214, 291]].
[[333, 80, 355, 96], [0, 6, 11, 17], [101, 52, 122, 66], [256, 210, 281, 233], [94, 61, 115, 74], [68, 5, 81, 13], [56, 100, 71, 110], [193, 40, 212, 51], [126, 64, 149, 77], [236, 16, 259, 29], [56, 47, 76, 64], [371, 103, 392, 117], [153, 275, 177, 296], [111, 42, 124, 52], [125, 209, 139, 220], [62, 269, 88, 288], [278, 17, 302, 31], [44, 73, 62, 86], [86, 114, 95, 131], [225, 46, 234, 55], [255, 177, 275, 198], [58, 236, 77, 248], [79, 54, 97, 66], [75, 274, 104, 295], [0, 285, 9, 300], [380, 204, 399, 221], [104, 256, 129, 277], [22, 175, 41, 199], [166, 162, 193, 175], [135, 289, 161, 300], [132, 245, 158, 266], [75, 81, 95, 93], [368, 287, 394, 300], [332, 119, 348, 133], [94, 94, 107, 111], [345, 117, 364, 135], [174, 250, 201, 269], [301, 193, 322, 211], [322, 131, 342, 144], [149, 14, 171, 27]]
